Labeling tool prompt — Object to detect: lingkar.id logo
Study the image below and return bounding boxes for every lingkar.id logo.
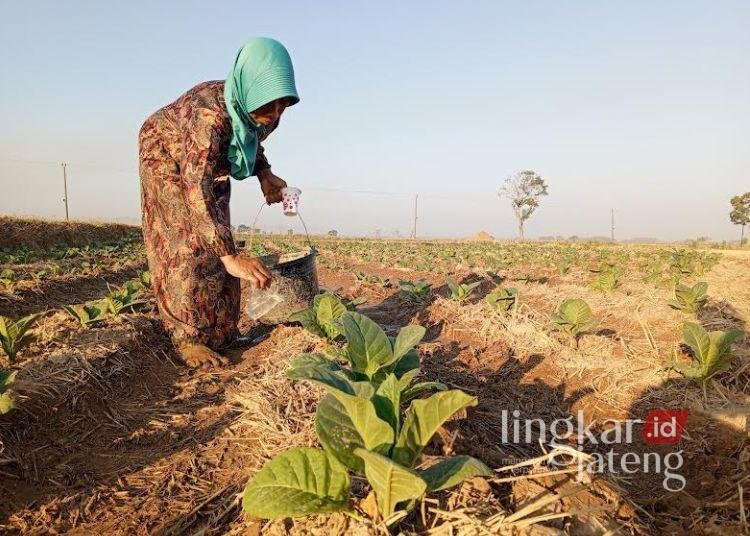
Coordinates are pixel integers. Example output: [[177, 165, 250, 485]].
[[500, 409, 689, 491]]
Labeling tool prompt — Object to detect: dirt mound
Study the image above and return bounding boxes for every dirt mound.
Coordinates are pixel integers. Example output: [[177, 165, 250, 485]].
[[0, 216, 141, 250], [470, 231, 495, 242]]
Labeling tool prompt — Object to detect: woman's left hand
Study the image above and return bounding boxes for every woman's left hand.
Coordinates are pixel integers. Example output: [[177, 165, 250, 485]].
[[257, 169, 287, 204]]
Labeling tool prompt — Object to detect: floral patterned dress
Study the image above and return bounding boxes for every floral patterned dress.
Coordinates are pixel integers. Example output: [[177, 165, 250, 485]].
[[138, 81, 275, 349]]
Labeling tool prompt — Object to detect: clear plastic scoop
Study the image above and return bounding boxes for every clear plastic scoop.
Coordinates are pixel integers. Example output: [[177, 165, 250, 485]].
[[246, 286, 283, 321]]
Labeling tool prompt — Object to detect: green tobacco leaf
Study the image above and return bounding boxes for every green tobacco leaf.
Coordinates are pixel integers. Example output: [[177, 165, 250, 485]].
[[703, 329, 744, 377], [391, 349, 421, 379], [242, 447, 350, 519], [373, 373, 401, 434], [289, 308, 327, 338], [0, 391, 14, 414], [560, 299, 594, 325], [64, 303, 106, 328], [316, 391, 394, 473], [683, 322, 710, 362], [693, 282, 708, 296], [393, 390, 477, 467], [676, 322, 744, 384], [0, 370, 16, 414], [286, 353, 356, 394], [0, 314, 40, 362], [402, 381, 448, 402], [0, 369, 15, 391], [419, 455, 493, 491], [341, 312, 393, 377], [446, 279, 458, 295], [391, 325, 426, 364], [316, 294, 347, 339], [397, 368, 421, 391], [355, 448, 427, 518], [345, 296, 368, 311]]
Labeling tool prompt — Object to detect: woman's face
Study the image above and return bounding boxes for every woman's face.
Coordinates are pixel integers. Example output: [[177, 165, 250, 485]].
[[249, 98, 290, 126]]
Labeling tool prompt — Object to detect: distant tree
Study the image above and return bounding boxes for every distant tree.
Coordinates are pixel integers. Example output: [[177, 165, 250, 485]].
[[287, 229, 294, 236], [327, 229, 338, 237], [730, 192, 750, 245], [499, 169, 549, 240]]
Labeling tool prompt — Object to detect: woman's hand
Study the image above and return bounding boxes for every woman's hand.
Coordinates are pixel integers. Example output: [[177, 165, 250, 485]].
[[257, 168, 287, 204], [220, 254, 272, 289]]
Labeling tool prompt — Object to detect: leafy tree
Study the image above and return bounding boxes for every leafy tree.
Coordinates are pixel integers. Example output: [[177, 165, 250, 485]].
[[498, 169, 549, 240], [730, 192, 750, 245]]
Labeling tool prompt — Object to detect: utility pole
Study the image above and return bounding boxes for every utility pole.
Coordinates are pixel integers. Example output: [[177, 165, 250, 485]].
[[61, 162, 69, 221], [411, 193, 418, 239], [610, 208, 615, 242]]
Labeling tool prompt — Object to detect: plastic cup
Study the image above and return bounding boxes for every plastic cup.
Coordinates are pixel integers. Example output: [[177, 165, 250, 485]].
[[281, 187, 301, 216]]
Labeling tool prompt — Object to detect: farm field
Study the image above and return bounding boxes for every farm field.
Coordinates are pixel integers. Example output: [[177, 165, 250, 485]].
[[0, 219, 748, 535]]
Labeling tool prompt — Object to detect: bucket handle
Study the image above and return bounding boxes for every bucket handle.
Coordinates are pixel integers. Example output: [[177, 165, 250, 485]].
[[246, 203, 314, 252]]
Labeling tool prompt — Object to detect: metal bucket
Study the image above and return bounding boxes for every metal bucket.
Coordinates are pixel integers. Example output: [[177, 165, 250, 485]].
[[255, 248, 319, 324]]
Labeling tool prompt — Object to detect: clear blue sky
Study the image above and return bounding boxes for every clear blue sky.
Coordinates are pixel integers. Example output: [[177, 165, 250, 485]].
[[1, 1, 748, 240]]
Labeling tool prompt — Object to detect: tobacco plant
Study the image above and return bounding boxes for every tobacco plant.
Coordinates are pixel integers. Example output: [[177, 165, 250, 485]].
[[289, 293, 353, 341], [484, 287, 518, 315], [104, 281, 146, 315], [138, 270, 152, 290], [0, 314, 40, 363], [355, 272, 392, 288], [669, 282, 709, 313], [486, 271, 504, 285], [0, 269, 16, 289], [554, 256, 574, 275], [64, 303, 108, 328], [547, 299, 598, 347], [669, 322, 744, 387], [446, 279, 481, 304], [399, 279, 432, 302], [590, 263, 623, 293], [0, 369, 16, 414], [243, 312, 491, 521]]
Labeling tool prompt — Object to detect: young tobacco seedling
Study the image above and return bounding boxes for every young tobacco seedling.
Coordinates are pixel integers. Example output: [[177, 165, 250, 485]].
[[668, 282, 708, 313], [590, 263, 623, 293], [244, 312, 491, 521], [0, 314, 41, 363], [0, 269, 16, 289], [0, 369, 16, 414], [289, 293, 351, 341], [547, 299, 598, 347], [138, 270, 152, 290], [64, 303, 108, 328], [399, 279, 432, 302], [486, 271, 504, 285], [554, 257, 574, 275], [446, 279, 481, 304], [105, 281, 146, 315], [355, 272, 392, 288], [484, 287, 518, 315], [669, 322, 744, 388], [29, 270, 47, 282]]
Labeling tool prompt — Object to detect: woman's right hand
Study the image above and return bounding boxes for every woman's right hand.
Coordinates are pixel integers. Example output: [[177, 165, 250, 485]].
[[220, 254, 272, 289]]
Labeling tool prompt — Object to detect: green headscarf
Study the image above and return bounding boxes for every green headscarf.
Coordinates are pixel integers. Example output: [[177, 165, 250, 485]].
[[224, 37, 299, 180]]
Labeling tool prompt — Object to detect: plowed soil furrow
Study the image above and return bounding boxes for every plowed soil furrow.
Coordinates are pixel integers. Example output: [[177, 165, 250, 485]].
[[0, 265, 145, 317]]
